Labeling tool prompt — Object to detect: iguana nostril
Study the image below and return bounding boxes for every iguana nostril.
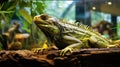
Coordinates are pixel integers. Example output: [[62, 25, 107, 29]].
[[33, 16, 37, 21]]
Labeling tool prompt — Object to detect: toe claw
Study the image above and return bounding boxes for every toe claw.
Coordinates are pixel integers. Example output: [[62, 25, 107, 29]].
[[60, 47, 73, 56], [32, 48, 46, 54]]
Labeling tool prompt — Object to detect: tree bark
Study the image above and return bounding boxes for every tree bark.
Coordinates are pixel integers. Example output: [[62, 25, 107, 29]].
[[0, 48, 120, 67]]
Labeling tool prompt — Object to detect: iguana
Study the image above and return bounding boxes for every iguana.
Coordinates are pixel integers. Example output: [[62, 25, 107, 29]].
[[33, 14, 118, 56]]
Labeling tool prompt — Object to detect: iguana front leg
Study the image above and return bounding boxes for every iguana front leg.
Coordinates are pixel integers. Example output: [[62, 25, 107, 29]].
[[60, 35, 84, 56], [60, 43, 82, 56]]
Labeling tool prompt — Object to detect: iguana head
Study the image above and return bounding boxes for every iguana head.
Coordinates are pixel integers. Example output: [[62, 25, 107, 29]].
[[33, 14, 60, 34]]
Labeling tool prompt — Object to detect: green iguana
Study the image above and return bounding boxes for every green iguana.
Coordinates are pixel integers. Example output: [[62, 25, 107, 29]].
[[33, 14, 119, 56]]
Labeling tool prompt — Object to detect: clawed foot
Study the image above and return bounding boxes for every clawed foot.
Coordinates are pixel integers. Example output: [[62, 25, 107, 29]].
[[32, 47, 74, 56], [60, 47, 73, 56], [31, 48, 46, 54]]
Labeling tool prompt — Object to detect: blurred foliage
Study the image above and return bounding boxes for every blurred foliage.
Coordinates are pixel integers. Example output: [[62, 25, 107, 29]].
[[117, 22, 120, 37], [0, 0, 17, 31], [0, 0, 46, 31], [19, 9, 32, 24], [0, 43, 3, 50], [0, 0, 46, 49]]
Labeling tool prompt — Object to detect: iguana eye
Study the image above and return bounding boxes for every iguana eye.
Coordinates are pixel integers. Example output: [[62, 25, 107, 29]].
[[40, 14, 49, 20]]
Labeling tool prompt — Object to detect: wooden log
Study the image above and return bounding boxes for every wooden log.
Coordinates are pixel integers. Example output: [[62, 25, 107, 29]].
[[0, 48, 120, 67]]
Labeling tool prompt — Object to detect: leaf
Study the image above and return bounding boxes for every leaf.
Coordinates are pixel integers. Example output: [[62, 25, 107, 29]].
[[7, 5, 16, 11], [19, 1, 31, 8], [1, 1, 16, 10], [0, 11, 14, 13], [0, 3, 4, 10], [22, 21, 30, 33], [36, 2, 45, 14], [7, 1, 18, 11], [19, 9, 32, 24]]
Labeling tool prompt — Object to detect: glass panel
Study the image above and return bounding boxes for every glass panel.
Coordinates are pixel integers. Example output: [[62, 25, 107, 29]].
[[117, 16, 120, 37], [45, 0, 75, 22]]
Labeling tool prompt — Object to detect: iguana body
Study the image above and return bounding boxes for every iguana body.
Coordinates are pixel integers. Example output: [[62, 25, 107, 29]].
[[33, 14, 118, 55]]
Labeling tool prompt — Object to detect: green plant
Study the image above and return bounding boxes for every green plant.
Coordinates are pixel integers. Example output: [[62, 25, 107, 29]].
[[0, 0, 46, 49]]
